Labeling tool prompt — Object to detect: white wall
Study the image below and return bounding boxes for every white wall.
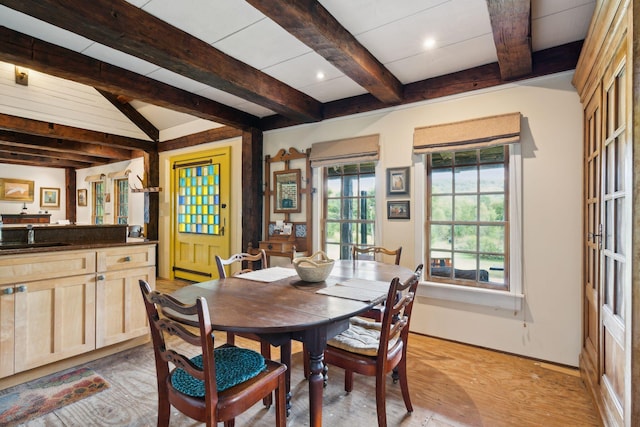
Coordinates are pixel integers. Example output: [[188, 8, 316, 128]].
[[0, 164, 66, 222], [75, 158, 146, 226], [259, 72, 583, 366]]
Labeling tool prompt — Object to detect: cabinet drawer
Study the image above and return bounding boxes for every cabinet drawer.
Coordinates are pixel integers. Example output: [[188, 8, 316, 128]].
[[259, 241, 295, 253], [0, 250, 96, 285], [97, 245, 156, 272]]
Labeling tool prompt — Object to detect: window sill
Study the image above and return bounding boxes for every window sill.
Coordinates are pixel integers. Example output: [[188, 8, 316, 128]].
[[416, 281, 524, 311]]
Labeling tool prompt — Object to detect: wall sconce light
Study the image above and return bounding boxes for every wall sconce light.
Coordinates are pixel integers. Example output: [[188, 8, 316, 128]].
[[14, 66, 29, 86]]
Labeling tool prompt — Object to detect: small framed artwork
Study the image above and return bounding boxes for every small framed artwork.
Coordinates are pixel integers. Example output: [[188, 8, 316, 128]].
[[40, 187, 60, 208], [388, 200, 410, 219], [78, 189, 88, 206], [0, 178, 34, 201], [387, 167, 410, 196]]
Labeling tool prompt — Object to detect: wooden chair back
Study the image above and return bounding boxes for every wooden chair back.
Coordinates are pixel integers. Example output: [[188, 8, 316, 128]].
[[139, 279, 286, 426], [352, 245, 402, 265], [323, 264, 423, 427], [215, 249, 267, 278]]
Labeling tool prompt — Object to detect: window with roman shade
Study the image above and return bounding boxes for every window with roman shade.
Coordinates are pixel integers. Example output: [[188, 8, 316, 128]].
[[414, 113, 522, 297]]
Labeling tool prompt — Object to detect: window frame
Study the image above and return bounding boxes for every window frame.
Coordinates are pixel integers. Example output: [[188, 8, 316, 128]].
[[92, 180, 105, 225], [321, 162, 377, 260], [114, 177, 129, 224], [416, 144, 523, 310], [425, 146, 510, 291]]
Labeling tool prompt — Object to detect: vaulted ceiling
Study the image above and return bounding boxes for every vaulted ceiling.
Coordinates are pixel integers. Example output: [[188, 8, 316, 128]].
[[0, 0, 594, 169]]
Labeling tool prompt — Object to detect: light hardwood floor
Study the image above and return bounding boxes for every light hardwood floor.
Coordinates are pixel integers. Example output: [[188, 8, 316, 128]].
[[8, 278, 600, 426]]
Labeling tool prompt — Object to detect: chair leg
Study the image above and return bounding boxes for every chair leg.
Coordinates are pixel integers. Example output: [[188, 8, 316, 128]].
[[397, 358, 413, 413], [157, 383, 170, 427], [259, 340, 273, 408], [392, 367, 399, 383], [344, 370, 354, 392], [275, 373, 287, 427], [375, 372, 388, 427]]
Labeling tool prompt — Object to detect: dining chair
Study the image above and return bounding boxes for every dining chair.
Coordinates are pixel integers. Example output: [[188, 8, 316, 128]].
[[323, 264, 423, 427], [138, 280, 287, 427], [351, 245, 402, 266], [351, 245, 403, 322], [215, 249, 291, 410]]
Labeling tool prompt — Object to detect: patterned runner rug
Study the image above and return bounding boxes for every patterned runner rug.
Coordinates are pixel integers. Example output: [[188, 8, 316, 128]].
[[0, 367, 109, 426]]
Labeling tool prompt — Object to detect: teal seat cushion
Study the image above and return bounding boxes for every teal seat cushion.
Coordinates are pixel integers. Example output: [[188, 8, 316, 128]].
[[171, 347, 266, 397]]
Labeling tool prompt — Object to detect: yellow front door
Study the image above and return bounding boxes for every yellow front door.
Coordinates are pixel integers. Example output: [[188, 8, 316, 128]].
[[170, 147, 231, 282]]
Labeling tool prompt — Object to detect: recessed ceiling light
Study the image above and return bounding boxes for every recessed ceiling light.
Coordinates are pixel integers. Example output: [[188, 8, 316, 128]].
[[316, 71, 325, 80], [423, 38, 436, 50]]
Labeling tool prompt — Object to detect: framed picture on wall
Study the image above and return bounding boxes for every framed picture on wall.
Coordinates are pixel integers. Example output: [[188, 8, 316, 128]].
[[0, 178, 34, 201], [387, 200, 410, 219], [78, 189, 88, 207], [40, 187, 60, 208], [386, 167, 410, 196]]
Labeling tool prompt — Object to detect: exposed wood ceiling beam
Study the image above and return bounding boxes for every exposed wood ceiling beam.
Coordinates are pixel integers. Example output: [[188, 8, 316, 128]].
[[486, 0, 532, 80], [0, 150, 95, 168], [0, 113, 153, 151], [96, 89, 160, 142], [158, 127, 243, 152], [0, 26, 259, 130], [1, 0, 323, 123], [0, 129, 133, 160], [0, 141, 104, 167], [262, 41, 582, 130], [246, 0, 403, 104], [0, 140, 109, 164]]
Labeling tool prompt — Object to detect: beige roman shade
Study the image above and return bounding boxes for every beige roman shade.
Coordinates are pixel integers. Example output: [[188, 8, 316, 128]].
[[309, 134, 379, 167], [107, 169, 131, 179], [413, 112, 521, 154], [84, 173, 106, 182]]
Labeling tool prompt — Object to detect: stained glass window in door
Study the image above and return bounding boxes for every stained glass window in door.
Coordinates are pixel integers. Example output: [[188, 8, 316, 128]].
[[177, 163, 221, 235]]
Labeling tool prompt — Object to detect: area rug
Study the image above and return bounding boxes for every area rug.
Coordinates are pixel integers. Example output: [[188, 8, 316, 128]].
[[0, 367, 109, 426]]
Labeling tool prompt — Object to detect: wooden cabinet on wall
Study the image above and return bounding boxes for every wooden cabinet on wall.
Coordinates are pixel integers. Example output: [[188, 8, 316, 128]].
[[0, 244, 155, 384], [573, 1, 638, 425]]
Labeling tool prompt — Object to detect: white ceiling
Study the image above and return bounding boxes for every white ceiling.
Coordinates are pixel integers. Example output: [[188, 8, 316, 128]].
[[0, 0, 596, 133]]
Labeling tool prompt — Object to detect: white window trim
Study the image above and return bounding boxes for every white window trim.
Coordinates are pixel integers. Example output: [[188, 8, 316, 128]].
[[413, 144, 524, 311]]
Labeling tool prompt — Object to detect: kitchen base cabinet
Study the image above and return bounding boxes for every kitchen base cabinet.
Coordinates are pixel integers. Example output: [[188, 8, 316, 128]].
[[0, 243, 156, 389]]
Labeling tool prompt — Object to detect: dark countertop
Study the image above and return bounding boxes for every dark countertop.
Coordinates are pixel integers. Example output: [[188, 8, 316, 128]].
[[0, 240, 158, 256]]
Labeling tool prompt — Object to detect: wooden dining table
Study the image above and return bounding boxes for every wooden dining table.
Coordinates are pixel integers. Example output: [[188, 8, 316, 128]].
[[169, 259, 414, 427]]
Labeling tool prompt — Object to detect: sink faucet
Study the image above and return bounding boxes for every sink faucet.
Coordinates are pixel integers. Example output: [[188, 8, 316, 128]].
[[27, 225, 35, 244]]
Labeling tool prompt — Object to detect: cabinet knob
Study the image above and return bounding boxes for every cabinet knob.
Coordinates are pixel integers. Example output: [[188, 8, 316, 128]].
[[16, 285, 27, 293], [124, 256, 131, 262], [2, 287, 13, 295], [97, 274, 105, 281]]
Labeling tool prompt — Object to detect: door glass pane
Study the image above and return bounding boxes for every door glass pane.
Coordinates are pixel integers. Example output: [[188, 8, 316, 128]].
[[615, 260, 624, 318], [615, 198, 624, 255]]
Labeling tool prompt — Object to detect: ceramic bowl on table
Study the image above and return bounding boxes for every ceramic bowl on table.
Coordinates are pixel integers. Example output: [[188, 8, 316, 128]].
[[293, 250, 334, 282]]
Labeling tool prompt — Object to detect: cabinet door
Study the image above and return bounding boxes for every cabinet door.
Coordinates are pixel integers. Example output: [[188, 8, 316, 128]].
[[96, 266, 155, 348], [13, 274, 96, 373], [0, 285, 15, 378]]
